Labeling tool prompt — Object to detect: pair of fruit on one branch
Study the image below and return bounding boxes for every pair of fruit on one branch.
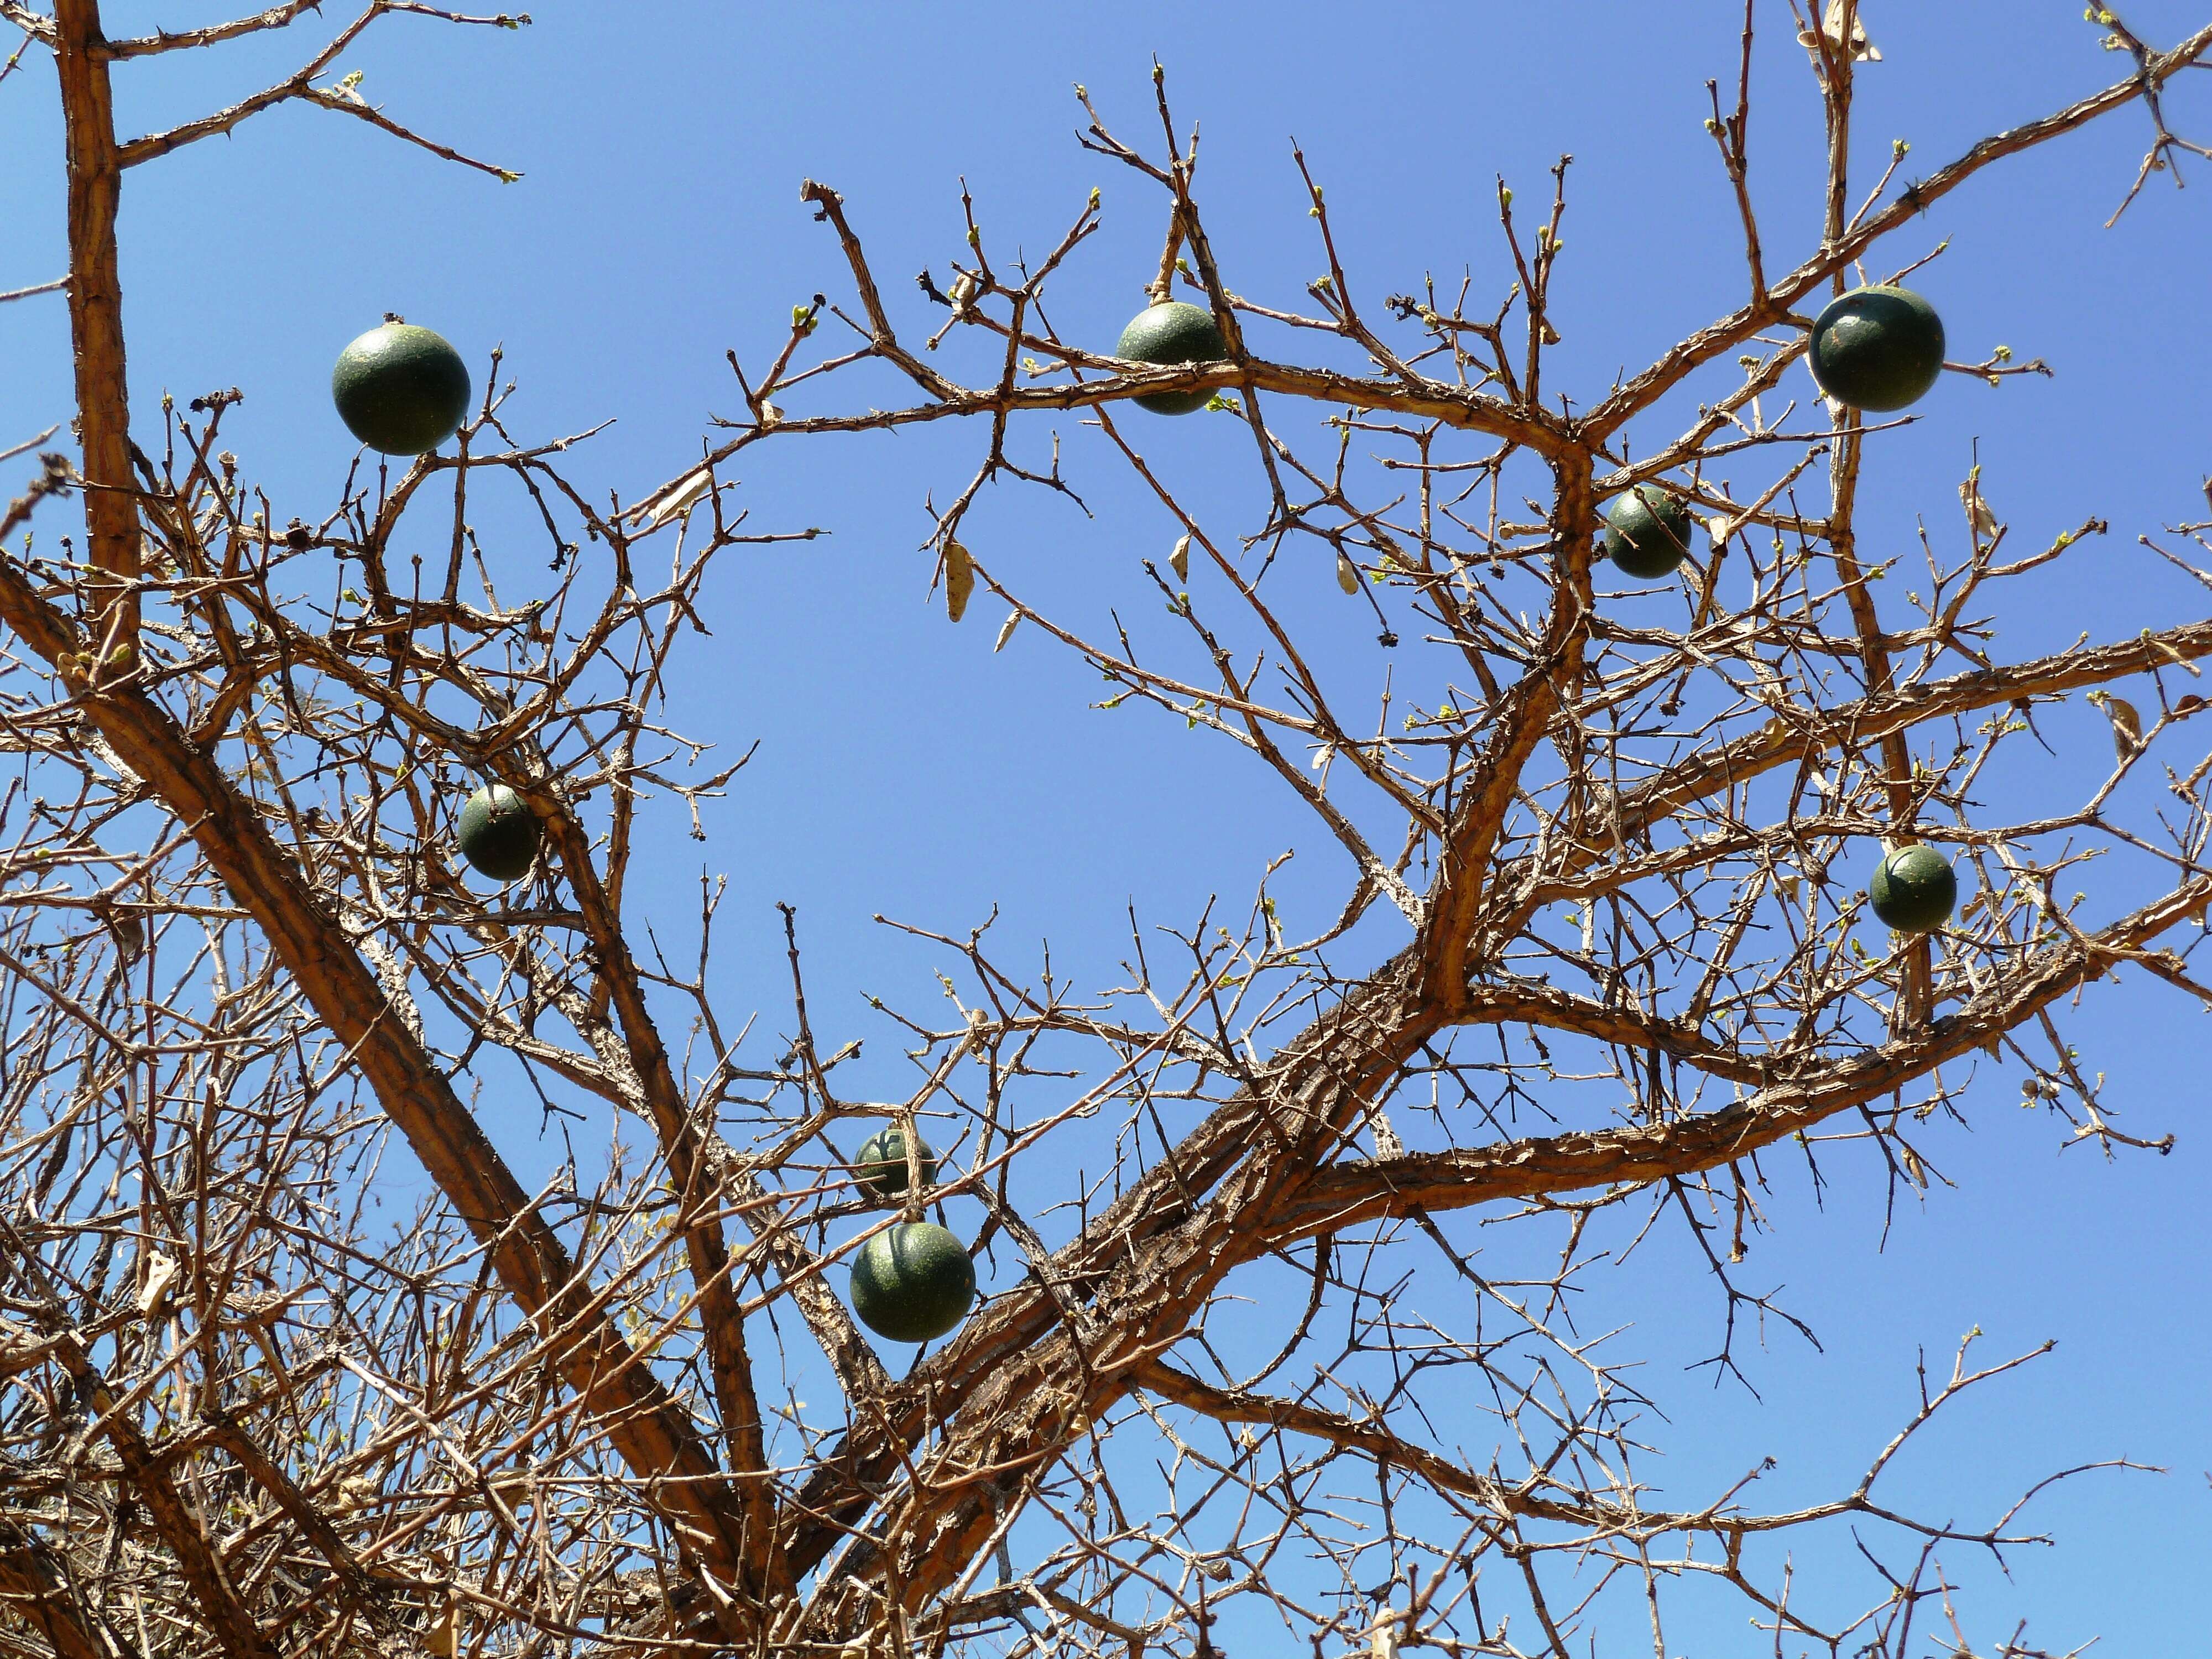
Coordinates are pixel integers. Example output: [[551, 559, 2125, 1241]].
[[844, 1126, 977, 1345]]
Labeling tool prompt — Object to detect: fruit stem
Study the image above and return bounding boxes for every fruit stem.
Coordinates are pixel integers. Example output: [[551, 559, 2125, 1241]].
[[899, 1109, 924, 1224], [1149, 206, 1186, 304]]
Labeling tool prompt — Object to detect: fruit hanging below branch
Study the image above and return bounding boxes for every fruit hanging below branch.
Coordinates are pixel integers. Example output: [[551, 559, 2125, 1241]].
[[848, 1222, 977, 1344], [1603, 484, 1697, 580], [1808, 286, 1945, 413], [1868, 844, 1958, 934], [456, 785, 541, 883]]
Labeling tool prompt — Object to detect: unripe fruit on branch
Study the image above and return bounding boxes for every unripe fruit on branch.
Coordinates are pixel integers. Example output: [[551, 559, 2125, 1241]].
[[1868, 844, 1957, 933], [332, 322, 472, 455], [456, 785, 540, 882], [1116, 302, 1228, 416], [1808, 287, 1944, 413], [849, 1222, 976, 1343]]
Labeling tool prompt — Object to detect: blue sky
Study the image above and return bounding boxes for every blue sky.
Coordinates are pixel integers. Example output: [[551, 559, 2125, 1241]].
[[7, 2, 2212, 1650]]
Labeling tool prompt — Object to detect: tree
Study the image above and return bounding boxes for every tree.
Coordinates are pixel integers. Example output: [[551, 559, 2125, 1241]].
[[2, 2, 2209, 1654]]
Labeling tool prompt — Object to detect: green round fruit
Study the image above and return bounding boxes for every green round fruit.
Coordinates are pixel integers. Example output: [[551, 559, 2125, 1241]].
[[1867, 844, 1957, 933], [1603, 484, 1695, 580], [853, 1127, 940, 1202], [332, 322, 472, 455], [456, 784, 540, 882], [848, 1222, 976, 1344], [1115, 301, 1228, 415], [1808, 286, 1944, 413]]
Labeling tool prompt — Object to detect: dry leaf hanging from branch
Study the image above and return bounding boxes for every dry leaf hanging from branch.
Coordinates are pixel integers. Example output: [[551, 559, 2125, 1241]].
[[944, 538, 975, 622], [2103, 693, 2143, 758], [135, 1250, 181, 1317], [640, 466, 713, 530]]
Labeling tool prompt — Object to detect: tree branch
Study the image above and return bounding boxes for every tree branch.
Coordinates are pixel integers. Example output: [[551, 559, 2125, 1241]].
[[54, 0, 139, 648], [0, 550, 773, 1642], [1283, 872, 2210, 1243]]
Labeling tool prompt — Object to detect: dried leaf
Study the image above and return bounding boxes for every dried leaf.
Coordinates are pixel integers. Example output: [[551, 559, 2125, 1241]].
[[2106, 695, 2142, 759], [106, 909, 144, 963], [338, 1476, 379, 1510], [1958, 470, 2000, 539], [1336, 551, 1360, 594], [1801, 0, 1881, 62], [944, 539, 975, 623], [642, 467, 713, 530], [427, 1599, 460, 1658], [1171, 532, 1191, 582], [993, 609, 1020, 652], [136, 1250, 181, 1317]]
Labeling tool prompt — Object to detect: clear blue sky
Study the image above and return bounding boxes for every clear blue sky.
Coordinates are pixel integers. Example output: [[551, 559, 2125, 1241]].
[[6, 3, 2211, 1650]]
